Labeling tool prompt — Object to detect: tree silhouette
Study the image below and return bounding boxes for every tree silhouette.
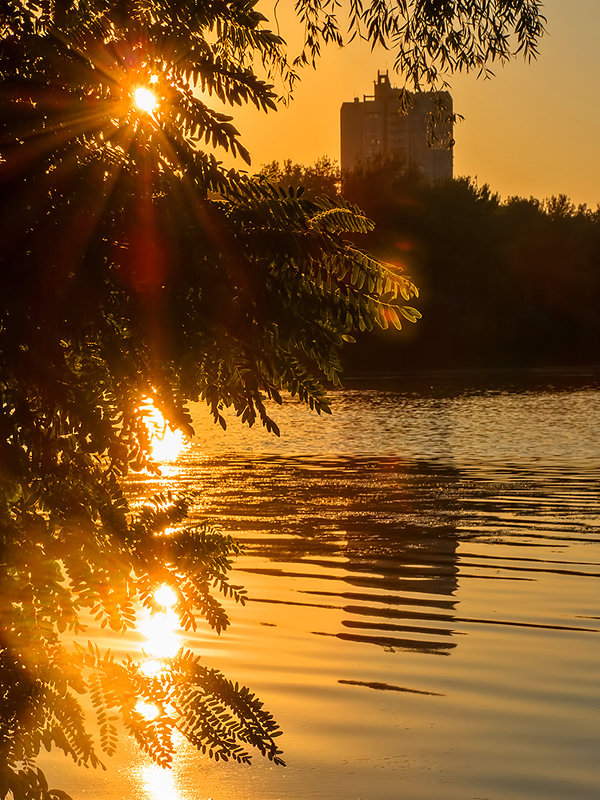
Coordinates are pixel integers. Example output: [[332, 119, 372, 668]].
[[0, 1, 546, 797], [340, 164, 600, 372], [257, 157, 341, 198]]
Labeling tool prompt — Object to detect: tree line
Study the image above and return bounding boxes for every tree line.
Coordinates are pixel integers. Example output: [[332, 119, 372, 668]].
[[260, 158, 600, 372]]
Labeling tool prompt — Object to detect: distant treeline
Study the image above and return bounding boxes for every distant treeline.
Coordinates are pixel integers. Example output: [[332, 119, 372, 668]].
[[258, 159, 600, 373]]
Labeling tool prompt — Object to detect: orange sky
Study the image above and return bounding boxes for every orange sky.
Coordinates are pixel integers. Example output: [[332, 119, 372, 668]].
[[221, 0, 600, 207]]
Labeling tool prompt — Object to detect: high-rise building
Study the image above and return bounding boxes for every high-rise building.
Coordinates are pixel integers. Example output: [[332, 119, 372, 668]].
[[340, 72, 453, 180]]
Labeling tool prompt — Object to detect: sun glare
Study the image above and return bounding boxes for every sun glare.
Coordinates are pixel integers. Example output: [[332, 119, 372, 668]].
[[138, 608, 181, 659], [140, 763, 183, 800], [135, 582, 182, 730], [134, 86, 158, 114], [141, 400, 189, 463], [135, 700, 160, 721], [139, 659, 163, 678], [154, 584, 177, 610]]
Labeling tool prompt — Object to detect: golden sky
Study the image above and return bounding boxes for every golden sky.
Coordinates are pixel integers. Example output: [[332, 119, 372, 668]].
[[225, 0, 600, 207]]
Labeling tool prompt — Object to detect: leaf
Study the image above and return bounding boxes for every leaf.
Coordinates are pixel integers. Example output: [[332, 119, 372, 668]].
[[398, 306, 422, 322]]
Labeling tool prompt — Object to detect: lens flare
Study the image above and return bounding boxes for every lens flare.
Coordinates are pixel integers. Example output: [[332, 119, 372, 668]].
[[134, 87, 158, 114]]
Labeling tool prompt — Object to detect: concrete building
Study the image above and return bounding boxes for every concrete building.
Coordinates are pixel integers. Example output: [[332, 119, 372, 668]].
[[340, 72, 453, 180]]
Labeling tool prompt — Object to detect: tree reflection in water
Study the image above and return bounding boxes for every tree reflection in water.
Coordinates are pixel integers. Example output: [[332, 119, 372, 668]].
[[190, 456, 462, 661]]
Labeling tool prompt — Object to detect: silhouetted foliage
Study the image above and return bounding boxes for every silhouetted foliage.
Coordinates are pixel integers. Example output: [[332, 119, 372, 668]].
[[264, 157, 600, 371], [257, 157, 341, 198], [0, 0, 548, 796], [0, 2, 416, 797], [291, 0, 545, 88], [341, 163, 600, 371]]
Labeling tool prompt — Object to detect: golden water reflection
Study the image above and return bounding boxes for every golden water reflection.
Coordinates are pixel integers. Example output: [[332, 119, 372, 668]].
[[141, 400, 189, 463], [140, 764, 180, 800], [135, 585, 181, 720], [138, 754, 213, 800], [134, 700, 160, 721], [134, 585, 191, 798], [121, 381, 600, 800], [137, 596, 181, 660]]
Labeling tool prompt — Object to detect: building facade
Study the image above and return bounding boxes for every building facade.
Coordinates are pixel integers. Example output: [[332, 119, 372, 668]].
[[340, 72, 453, 180]]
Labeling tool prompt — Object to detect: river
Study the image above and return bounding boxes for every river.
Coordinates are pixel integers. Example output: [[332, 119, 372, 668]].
[[44, 369, 600, 800]]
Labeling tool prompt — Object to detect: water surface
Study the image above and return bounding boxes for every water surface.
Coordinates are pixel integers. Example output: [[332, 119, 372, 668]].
[[45, 370, 600, 800]]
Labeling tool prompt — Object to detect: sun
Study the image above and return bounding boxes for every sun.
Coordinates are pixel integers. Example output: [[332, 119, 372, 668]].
[[133, 86, 158, 114]]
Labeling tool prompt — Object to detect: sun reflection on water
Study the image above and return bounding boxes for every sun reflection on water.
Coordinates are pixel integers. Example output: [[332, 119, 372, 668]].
[[138, 607, 181, 658], [139, 659, 163, 678], [135, 585, 181, 719], [139, 760, 212, 800], [140, 764, 180, 800], [154, 584, 178, 608], [135, 700, 160, 721], [141, 400, 189, 463], [134, 585, 190, 795], [137, 584, 182, 660], [127, 410, 199, 800]]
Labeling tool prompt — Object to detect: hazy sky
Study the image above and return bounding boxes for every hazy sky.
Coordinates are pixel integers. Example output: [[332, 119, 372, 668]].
[[226, 0, 600, 207]]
